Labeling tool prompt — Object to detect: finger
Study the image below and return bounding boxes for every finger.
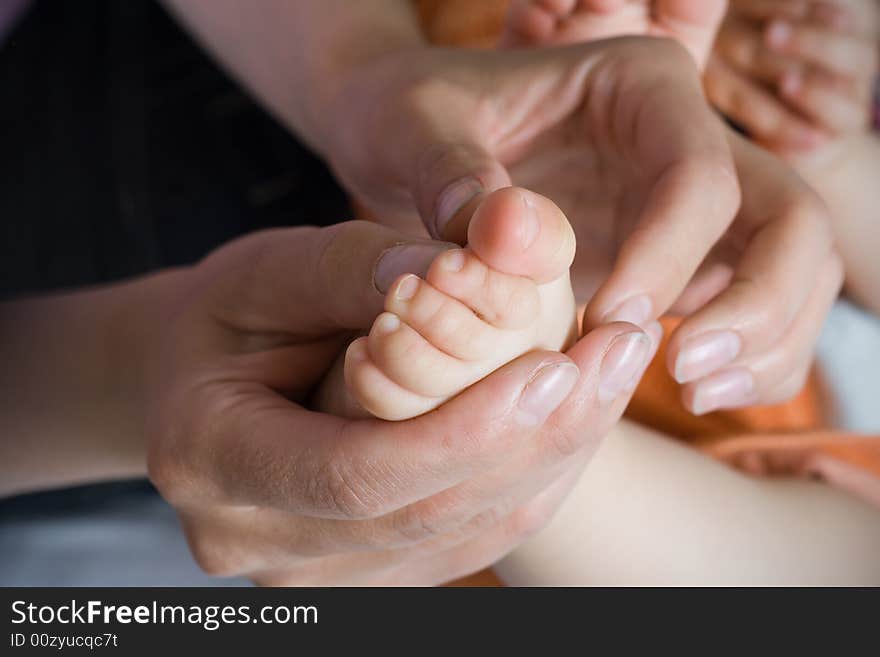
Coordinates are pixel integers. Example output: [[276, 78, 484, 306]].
[[583, 40, 742, 331], [765, 19, 878, 80], [331, 323, 656, 553], [667, 257, 735, 316], [200, 221, 456, 337], [716, 13, 805, 86], [779, 68, 873, 134], [705, 55, 826, 147], [414, 140, 513, 243], [221, 440, 585, 567], [731, 0, 812, 22], [385, 456, 589, 585], [153, 350, 574, 519], [681, 251, 843, 413], [667, 134, 835, 385], [155, 319, 650, 523]]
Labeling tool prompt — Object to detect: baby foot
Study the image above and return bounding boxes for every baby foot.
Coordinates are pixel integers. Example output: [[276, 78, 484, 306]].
[[316, 188, 578, 421], [501, 0, 727, 69]]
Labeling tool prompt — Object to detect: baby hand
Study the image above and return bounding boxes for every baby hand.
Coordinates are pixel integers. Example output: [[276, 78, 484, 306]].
[[707, 0, 879, 157]]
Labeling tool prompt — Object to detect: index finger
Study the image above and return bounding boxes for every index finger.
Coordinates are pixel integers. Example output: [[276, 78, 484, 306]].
[[166, 323, 647, 520], [582, 40, 741, 330]]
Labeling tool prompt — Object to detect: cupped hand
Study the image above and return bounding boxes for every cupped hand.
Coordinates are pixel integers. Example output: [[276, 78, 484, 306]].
[[144, 220, 651, 585], [322, 36, 839, 413]]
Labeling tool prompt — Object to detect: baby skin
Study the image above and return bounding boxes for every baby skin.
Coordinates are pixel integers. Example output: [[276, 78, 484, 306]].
[[502, 0, 728, 69], [316, 188, 578, 421]]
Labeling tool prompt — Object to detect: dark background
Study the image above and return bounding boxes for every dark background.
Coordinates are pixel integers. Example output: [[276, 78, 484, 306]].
[[0, 0, 348, 528]]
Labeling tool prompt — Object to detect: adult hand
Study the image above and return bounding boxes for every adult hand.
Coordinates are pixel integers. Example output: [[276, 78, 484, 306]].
[[321, 36, 839, 414], [145, 221, 652, 585]]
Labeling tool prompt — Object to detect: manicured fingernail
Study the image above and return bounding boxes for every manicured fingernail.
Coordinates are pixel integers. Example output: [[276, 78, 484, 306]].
[[766, 21, 791, 49], [645, 320, 664, 352], [598, 332, 651, 405], [375, 242, 455, 294], [439, 248, 466, 273], [690, 368, 756, 415], [374, 313, 401, 335], [516, 361, 580, 427], [435, 177, 483, 238], [674, 330, 742, 384], [622, 320, 663, 395], [519, 192, 540, 251], [603, 295, 652, 327], [394, 275, 420, 301]]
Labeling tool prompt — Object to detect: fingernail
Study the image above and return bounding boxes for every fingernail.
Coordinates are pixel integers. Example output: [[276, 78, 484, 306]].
[[645, 320, 664, 352], [435, 177, 483, 239], [766, 21, 791, 49], [690, 368, 756, 415], [375, 242, 455, 294], [394, 275, 420, 301], [603, 295, 652, 327], [598, 332, 651, 405], [674, 330, 742, 384], [516, 361, 580, 427], [519, 192, 540, 251], [623, 320, 663, 394]]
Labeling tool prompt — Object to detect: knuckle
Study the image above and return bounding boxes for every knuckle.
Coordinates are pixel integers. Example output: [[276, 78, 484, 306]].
[[544, 423, 588, 460], [185, 531, 244, 578], [392, 499, 455, 544], [311, 448, 387, 520]]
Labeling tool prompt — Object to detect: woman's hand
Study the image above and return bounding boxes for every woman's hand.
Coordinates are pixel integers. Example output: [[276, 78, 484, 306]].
[[142, 221, 652, 585], [321, 37, 839, 414]]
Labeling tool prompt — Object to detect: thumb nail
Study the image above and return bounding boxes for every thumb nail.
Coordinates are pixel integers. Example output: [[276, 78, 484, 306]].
[[434, 177, 483, 239], [516, 361, 580, 427], [374, 242, 456, 294]]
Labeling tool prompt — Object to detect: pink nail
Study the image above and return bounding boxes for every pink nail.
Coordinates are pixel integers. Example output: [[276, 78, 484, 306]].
[[598, 332, 652, 405], [374, 242, 454, 294], [690, 368, 756, 415], [516, 362, 581, 427], [674, 330, 742, 384], [602, 295, 652, 328], [434, 177, 483, 238]]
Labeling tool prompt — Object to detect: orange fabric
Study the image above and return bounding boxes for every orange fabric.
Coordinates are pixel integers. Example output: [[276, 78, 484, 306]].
[[408, 0, 880, 584], [633, 317, 880, 509]]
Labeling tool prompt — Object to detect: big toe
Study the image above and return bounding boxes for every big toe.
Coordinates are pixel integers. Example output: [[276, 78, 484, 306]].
[[467, 187, 576, 285]]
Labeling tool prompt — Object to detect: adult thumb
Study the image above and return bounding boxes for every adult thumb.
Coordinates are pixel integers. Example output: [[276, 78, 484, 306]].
[[414, 140, 512, 244]]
